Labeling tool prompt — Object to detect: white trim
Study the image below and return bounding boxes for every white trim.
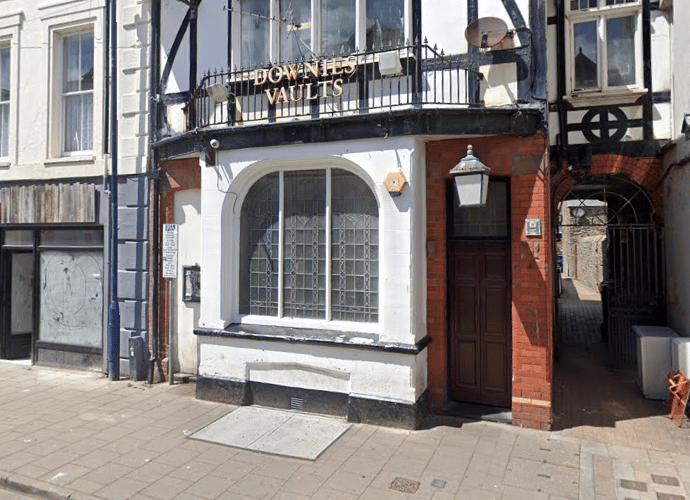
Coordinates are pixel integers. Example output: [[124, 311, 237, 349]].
[[565, 1, 643, 96], [45, 9, 103, 161], [230, 0, 411, 67], [0, 12, 21, 166]]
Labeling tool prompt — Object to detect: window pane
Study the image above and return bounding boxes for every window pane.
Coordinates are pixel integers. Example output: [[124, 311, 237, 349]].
[[80, 33, 94, 91], [4, 230, 33, 246], [366, 0, 404, 49], [240, 173, 280, 316], [283, 170, 326, 319], [453, 181, 508, 238], [331, 169, 378, 322], [64, 94, 93, 152], [607, 16, 635, 86], [281, 0, 312, 62], [0, 47, 8, 157], [0, 47, 9, 102], [39, 250, 103, 348], [0, 103, 7, 158], [40, 229, 103, 246], [574, 21, 598, 90], [240, 0, 270, 67], [320, 0, 355, 56], [63, 34, 82, 93]]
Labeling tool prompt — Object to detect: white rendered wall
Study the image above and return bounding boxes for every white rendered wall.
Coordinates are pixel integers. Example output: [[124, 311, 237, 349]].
[[663, 2, 690, 337], [0, 0, 149, 181], [174, 190, 201, 374], [197, 136, 428, 403]]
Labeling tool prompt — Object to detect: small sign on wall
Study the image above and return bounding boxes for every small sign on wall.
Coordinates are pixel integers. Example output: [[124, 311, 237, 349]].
[[162, 224, 178, 278], [182, 265, 200, 302], [525, 218, 542, 236]]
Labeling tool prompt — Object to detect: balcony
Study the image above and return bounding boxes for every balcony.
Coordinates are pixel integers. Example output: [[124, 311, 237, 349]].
[[154, 42, 542, 159], [187, 42, 485, 130]]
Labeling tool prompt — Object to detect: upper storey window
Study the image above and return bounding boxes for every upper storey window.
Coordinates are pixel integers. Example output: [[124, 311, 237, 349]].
[[0, 46, 9, 158], [567, 0, 642, 94], [233, 0, 406, 68], [62, 31, 94, 153]]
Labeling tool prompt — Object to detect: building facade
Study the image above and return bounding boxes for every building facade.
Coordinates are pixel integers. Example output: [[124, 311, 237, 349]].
[[153, 0, 555, 429], [0, 0, 151, 374], [547, 0, 672, 368], [663, 1, 690, 337]]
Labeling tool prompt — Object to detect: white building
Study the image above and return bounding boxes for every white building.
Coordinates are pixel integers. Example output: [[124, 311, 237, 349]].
[[663, 1, 690, 337], [154, 0, 555, 429]]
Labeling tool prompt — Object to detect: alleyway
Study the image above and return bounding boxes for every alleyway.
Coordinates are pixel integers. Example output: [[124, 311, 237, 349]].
[[552, 278, 690, 451]]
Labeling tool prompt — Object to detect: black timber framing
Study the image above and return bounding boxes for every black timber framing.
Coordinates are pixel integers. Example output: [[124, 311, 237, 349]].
[[551, 0, 657, 159]]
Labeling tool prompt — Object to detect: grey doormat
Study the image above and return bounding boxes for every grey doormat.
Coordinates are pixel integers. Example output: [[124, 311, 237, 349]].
[[189, 406, 351, 460]]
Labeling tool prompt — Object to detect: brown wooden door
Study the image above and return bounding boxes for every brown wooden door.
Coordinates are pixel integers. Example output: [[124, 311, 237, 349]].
[[449, 247, 511, 407]]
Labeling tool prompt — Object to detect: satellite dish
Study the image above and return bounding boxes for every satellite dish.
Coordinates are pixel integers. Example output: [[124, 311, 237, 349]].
[[464, 17, 509, 49]]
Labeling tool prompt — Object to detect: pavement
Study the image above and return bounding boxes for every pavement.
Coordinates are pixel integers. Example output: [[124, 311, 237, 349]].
[[1, 359, 690, 500]]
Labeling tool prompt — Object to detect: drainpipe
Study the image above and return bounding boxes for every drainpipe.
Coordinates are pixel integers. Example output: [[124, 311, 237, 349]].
[[148, 0, 161, 385], [107, 0, 120, 381]]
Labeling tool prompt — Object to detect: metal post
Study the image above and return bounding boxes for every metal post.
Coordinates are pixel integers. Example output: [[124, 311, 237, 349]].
[[168, 279, 174, 384], [107, 0, 120, 381]]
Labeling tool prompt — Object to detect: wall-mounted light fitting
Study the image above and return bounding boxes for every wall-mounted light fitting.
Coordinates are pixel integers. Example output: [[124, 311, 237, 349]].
[[206, 82, 230, 104], [449, 145, 490, 207], [378, 51, 403, 76]]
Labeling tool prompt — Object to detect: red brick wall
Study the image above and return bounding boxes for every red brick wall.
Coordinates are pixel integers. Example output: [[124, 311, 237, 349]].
[[148, 158, 200, 382], [552, 155, 664, 216], [426, 134, 554, 430]]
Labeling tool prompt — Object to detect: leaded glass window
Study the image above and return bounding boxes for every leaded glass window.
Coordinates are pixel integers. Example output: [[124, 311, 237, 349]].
[[283, 171, 326, 319], [331, 170, 378, 322], [240, 169, 378, 322], [240, 173, 280, 316], [452, 181, 508, 238]]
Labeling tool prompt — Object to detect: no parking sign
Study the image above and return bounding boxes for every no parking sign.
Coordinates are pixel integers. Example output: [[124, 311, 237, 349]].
[[162, 224, 178, 279]]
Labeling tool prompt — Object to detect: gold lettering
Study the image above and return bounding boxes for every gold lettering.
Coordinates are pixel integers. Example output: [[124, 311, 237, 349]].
[[276, 87, 289, 103], [321, 59, 329, 77], [268, 66, 283, 84], [265, 88, 281, 105], [333, 78, 343, 97], [344, 55, 356, 74], [304, 83, 319, 100], [290, 84, 304, 102], [331, 57, 344, 75], [282, 63, 300, 82], [254, 68, 268, 86], [319, 80, 334, 98], [304, 61, 319, 79]]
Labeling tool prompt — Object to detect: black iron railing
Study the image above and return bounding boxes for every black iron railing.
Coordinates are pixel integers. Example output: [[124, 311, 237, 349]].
[[187, 42, 483, 130]]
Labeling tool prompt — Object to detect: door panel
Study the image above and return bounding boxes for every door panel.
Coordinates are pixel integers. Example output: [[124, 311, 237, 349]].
[[450, 247, 511, 407], [3, 251, 33, 359]]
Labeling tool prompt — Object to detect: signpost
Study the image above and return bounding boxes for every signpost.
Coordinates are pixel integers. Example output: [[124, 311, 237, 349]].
[[162, 224, 177, 383]]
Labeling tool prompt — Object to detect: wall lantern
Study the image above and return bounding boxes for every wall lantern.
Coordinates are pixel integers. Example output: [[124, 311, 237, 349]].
[[449, 145, 490, 207], [378, 51, 403, 76], [206, 82, 230, 104]]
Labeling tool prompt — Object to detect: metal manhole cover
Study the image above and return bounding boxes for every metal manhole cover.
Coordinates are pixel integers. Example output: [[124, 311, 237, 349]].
[[390, 477, 420, 494]]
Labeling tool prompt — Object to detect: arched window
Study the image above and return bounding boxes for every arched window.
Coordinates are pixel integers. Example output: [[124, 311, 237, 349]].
[[240, 168, 378, 322]]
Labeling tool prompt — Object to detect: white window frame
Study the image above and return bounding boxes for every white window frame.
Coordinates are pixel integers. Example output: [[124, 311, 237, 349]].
[[0, 12, 21, 167], [46, 10, 103, 162], [60, 30, 95, 156], [565, 0, 644, 97], [235, 163, 380, 330], [230, 0, 412, 68]]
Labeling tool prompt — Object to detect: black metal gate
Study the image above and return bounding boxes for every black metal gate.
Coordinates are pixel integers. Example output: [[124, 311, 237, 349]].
[[556, 174, 665, 368], [602, 225, 665, 367]]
